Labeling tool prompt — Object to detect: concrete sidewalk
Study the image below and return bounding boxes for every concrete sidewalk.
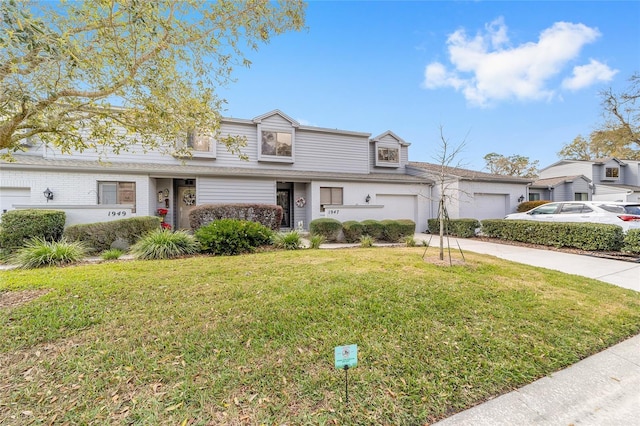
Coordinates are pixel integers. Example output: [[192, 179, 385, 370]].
[[417, 235, 640, 426]]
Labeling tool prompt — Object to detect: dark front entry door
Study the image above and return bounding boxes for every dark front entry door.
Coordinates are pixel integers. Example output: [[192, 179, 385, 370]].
[[277, 189, 291, 228]]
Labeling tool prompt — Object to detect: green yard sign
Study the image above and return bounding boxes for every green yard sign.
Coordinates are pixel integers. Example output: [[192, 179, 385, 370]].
[[334, 344, 358, 369]]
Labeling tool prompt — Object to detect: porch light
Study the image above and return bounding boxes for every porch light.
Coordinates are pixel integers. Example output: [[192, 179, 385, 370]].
[[365, 194, 371, 204], [518, 195, 525, 203], [43, 188, 54, 202]]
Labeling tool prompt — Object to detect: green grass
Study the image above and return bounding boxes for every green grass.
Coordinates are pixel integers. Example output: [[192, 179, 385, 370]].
[[1, 248, 639, 425]]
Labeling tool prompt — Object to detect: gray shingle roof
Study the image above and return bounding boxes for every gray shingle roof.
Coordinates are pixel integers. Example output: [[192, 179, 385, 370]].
[[3, 155, 433, 184], [407, 162, 534, 183]]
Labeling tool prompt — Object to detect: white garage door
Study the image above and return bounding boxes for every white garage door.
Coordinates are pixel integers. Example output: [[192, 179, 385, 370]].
[[0, 187, 31, 216], [376, 194, 418, 221], [473, 193, 508, 219]]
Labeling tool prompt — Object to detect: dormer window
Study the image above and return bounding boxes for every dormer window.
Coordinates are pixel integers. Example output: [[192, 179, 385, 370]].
[[259, 130, 294, 163], [605, 167, 619, 180], [378, 147, 399, 163]]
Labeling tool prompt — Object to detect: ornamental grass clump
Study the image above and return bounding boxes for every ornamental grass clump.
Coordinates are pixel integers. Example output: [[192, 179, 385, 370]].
[[131, 229, 200, 260], [272, 231, 302, 250], [308, 234, 325, 249], [101, 248, 125, 260], [10, 237, 87, 269]]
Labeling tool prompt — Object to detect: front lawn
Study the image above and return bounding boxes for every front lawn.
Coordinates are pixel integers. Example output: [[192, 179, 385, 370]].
[[1, 248, 639, 424]]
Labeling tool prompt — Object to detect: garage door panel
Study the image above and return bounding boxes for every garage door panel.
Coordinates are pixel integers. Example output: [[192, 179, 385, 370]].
[[473, 193, 507, 220]]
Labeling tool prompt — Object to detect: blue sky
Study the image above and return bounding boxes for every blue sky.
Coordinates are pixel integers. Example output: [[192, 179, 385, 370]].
[[220, 1, 640, 171]]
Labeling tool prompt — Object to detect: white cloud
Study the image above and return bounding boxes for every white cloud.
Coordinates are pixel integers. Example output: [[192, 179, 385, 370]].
[[562, 59, 618, 90], [423, 18, 617, 107]]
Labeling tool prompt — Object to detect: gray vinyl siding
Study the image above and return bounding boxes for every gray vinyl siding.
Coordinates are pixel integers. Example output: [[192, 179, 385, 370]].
[[572, 178, 591, 200], [552, 183, 571, 201], [539, 162, 592, 179], [197, 177, 275, 204]]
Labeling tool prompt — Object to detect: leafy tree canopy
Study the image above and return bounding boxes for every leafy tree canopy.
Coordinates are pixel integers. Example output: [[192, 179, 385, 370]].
[[0, 0, 306, 158], [483, 153, 539, 178]]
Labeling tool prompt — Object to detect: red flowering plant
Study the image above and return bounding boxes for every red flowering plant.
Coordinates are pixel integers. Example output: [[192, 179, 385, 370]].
[[160, 222, 172, 230], [157, 208, 169, 216]]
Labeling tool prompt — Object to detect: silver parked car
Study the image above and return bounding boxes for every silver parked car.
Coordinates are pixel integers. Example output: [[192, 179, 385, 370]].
[[505, 201, 640, 232]]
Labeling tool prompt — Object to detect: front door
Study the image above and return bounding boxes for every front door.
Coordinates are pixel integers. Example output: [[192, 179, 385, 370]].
[[277, 189, 291, 228], [177, 186, 196, 230]]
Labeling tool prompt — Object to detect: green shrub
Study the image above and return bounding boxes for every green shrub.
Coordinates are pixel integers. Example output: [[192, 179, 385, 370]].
[[10, 237, 87, 269], [272, 231, 302, 250], [517, 200, 551, 213], [342, 221, 364, 243], [64, 216, 161, 254], [381, 219, 416, 242], [309, 218, 342, 242], [0, 209, 66, 253], [189, 203, 283, 231], [622, 229, 640, 254], [480, 219, 624, 251], [360, 235, 374, 247], [195, 219, 273, 256], [427, 218, 479, 238], [101, 248, 124, 260], [131, 229, 200, 260], [308, 234, 325, 249], [405, 236, 417, 247], [361, 219, 384, 241]]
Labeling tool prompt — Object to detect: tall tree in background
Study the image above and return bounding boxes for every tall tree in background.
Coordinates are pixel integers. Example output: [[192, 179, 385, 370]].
[[483, 153, 539, 178], [559, 72, 640, 160], [601, 72, 639, 147], [0, 0, 305, 157]]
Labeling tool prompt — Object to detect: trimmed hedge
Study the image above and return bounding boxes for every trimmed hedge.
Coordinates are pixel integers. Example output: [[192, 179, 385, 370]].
[[381, 219, 416, 242], [342, 221, 364, 243], [623, 229, 640, 254], [517, 200, 551, 213], [481, 219, 624, 251], [361, 219, 384, 240], [309, 218, 342, 242], [189, 203, 283, 231], [63, 216, 162, 254], [0, 209, 66, 253], [427, 218, 480, 238], [195, 219, 273, 255]]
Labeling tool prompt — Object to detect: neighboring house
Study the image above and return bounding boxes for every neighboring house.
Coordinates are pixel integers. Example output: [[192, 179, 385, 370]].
[[528, 175, 593, 202], [406, 162, 533, 220], [539, 158, 640, 202], [0, 110, 434, 230]]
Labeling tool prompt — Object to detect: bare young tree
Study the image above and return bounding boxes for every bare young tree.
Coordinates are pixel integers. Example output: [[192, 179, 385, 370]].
[[432, 126, 467, 261]]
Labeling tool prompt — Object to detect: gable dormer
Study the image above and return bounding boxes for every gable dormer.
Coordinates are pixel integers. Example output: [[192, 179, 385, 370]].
[[253, 110, 299, 164], [370, 131, 409, 169], [595, 157, 626, 182]]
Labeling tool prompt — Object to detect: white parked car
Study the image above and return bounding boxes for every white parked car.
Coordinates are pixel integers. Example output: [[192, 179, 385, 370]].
[[505, 201, 640, 232]]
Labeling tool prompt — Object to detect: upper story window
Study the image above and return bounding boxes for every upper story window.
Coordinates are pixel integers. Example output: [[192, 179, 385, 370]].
[[183, 130, 216, 158], [98, 181, 136, 212], [605, 167, 619, 179], [374, 144, 401, 168], [261, 131, 292, 159]]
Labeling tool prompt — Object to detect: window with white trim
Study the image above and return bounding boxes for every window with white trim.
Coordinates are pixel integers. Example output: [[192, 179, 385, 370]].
[[184, 129, 216, 158], [574, 192, 588, 201], [320, 187, 343, 212], [261, 131, 292, 158], [98, 181, 136, 212], [605, 167, 619, 179]]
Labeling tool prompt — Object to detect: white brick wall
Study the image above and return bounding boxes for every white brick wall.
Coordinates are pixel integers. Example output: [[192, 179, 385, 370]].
[[1, 169, 150, 218]]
